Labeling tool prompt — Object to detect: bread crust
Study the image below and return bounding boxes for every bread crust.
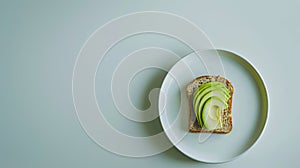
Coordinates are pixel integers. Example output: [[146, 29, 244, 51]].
[[186, 76, 234, 134]]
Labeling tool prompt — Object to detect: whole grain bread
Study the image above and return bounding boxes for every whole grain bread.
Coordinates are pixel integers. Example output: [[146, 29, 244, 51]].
[[186, 76, 234, 134]]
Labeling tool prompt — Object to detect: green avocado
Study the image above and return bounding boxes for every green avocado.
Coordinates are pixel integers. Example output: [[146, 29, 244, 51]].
[[202, 97, 226, 130], [192, 81, 230, 129], [193, 82, 226, 122], [196, 89, 228, 125], [193, 82, 226, 104], [193, 83, 229, 109]]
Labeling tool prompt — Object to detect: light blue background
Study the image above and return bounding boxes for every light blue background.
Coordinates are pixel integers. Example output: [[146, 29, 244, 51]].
[[1, 0, 299, 167]]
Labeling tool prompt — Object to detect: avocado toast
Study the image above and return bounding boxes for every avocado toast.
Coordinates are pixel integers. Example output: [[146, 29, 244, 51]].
[[186, 76, 234, 134]]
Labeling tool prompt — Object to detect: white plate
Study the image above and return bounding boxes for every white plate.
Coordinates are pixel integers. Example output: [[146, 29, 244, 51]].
[[159, 49, 269, 163]]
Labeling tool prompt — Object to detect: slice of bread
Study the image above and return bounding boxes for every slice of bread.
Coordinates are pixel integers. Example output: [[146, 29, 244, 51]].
[[186, 76, 234, 134]]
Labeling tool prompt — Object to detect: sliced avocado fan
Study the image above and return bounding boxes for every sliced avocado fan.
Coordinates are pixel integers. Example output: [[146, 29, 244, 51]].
[[192, 81, 230, 130]]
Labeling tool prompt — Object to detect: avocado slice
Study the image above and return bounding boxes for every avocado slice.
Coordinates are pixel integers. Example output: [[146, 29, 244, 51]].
[[192, 82, 227, 124], [193, 83, 229, 108], [196, 89, 228, 126], [192, 81, 230, 128], [202, 97, 226, 130], [194, 89, 229, 123], [193, 82, 226, 105], [194, 86, 229, 111]]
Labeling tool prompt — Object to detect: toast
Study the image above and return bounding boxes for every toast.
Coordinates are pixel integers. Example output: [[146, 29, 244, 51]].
[[186, 76, 234, 134]]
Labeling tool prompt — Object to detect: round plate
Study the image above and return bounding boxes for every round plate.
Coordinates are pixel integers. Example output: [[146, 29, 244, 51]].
[[159, 49, 269, 163]]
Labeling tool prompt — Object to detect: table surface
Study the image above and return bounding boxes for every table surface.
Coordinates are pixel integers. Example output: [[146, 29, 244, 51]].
[[1, 1, 300, 167]]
